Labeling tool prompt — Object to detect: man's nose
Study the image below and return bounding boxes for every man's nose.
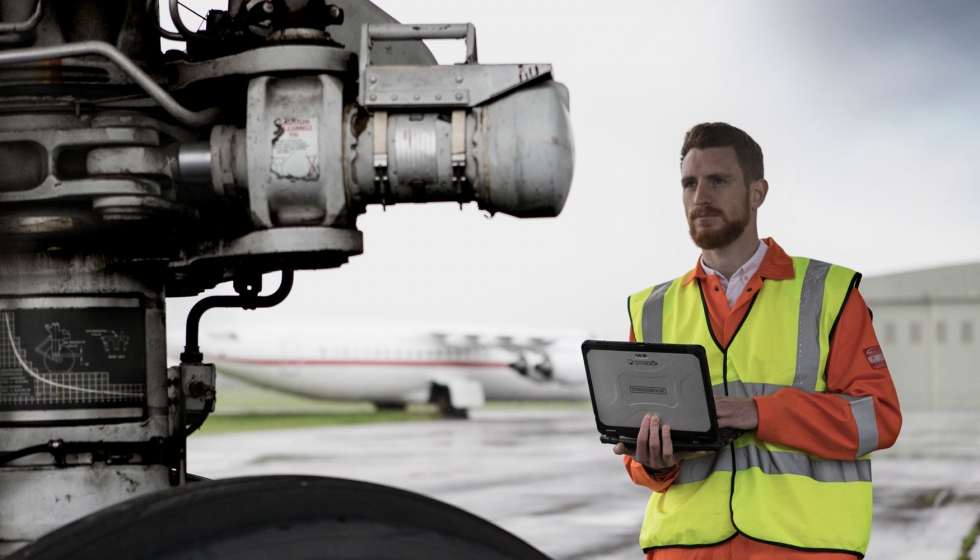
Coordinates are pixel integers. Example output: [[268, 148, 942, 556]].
[[693, 180, 712, 205]]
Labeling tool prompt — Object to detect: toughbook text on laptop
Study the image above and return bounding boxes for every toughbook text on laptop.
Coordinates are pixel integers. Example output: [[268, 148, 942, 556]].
[[581, 340, 743, 451]]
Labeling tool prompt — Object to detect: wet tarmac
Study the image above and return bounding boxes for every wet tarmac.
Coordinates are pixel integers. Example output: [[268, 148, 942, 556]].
[[188, 408, 980, 560]]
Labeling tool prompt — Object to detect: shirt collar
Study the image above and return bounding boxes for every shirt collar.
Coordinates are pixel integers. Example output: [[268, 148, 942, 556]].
[[682, 238, 795, 286]]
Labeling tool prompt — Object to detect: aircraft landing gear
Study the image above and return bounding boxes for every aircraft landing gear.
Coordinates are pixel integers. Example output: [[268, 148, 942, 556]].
[[430, 384, 469, 419]]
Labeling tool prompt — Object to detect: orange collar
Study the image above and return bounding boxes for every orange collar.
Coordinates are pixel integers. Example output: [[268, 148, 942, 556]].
[[682, 238, 795, 286]]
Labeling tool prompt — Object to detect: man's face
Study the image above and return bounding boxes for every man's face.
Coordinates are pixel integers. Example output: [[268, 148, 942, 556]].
[[681, 147, 754, 250]]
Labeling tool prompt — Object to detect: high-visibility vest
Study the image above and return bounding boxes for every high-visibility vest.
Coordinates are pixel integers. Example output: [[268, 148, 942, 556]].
[[628, 257, 875, 556]]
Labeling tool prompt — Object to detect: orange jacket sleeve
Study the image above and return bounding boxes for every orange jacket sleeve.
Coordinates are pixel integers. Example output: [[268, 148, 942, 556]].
[[624, 456, 679, 492], [754, 288, 903, 460]]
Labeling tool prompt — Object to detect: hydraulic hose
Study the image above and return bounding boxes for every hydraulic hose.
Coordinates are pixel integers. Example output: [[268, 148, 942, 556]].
[[0, 41, 221, 126], [181, 270, 294, 363]]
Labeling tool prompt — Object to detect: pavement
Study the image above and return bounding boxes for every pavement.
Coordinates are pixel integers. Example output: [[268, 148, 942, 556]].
[[188, 408, 980, 560]]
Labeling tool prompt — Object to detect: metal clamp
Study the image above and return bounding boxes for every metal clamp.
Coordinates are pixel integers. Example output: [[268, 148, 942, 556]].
[[451, 109, 468, 196], [373, 110, 390, 207]]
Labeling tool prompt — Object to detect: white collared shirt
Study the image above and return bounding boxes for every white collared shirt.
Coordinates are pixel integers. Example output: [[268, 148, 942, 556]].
[[701, 240, 768, 308]]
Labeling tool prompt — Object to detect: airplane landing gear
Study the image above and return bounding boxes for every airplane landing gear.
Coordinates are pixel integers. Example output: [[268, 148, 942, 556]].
[[430, 384, 469, 419]]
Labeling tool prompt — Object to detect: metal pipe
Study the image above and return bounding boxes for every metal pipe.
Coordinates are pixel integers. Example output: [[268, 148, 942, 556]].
[[169, 0, 215, 42], [145, 0, 184, 41], [0, 0, 43, 33], [181, 270, 294, 363], [0, 41, 220, 126]]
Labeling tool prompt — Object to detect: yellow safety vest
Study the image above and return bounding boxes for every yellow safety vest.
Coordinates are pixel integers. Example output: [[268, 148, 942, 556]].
[[628, 257, 875, 556]]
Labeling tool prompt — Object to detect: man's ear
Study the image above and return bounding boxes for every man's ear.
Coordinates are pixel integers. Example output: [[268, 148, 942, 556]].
[[750, 179, 769, 209]]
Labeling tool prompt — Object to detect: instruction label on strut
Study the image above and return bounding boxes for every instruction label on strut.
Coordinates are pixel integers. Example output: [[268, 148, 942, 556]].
[[270, 117, 320, 181], [0, 305, 146, 414]]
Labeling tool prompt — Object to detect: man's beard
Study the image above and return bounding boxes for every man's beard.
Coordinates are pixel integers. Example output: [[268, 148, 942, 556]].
[[687, 198, 751, 250]]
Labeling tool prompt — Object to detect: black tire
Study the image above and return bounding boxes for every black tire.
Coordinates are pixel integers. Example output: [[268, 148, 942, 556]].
[[373, 401, 408, 411], [10, 476, 551, 560]]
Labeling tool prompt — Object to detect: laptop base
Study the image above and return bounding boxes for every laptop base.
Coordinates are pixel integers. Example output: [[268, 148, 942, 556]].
[[600, 429, 743, 451]]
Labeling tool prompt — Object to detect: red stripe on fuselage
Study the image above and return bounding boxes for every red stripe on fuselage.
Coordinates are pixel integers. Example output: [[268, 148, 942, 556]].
[[213, 357, 514, 368]]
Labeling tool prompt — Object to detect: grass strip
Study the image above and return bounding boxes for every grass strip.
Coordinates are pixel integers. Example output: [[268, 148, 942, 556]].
[[193, 411, 442, 435], [959, 516, 980, 560]]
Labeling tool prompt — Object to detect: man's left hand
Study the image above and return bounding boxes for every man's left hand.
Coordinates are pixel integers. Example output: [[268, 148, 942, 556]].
[[713, 396, 759, 430]]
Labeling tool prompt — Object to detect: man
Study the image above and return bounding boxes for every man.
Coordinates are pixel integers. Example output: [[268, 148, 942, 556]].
[[615, 123, 902, 559]]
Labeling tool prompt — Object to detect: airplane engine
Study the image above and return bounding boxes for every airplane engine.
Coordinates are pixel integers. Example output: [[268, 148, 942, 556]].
[[0, 0, 573, 554]]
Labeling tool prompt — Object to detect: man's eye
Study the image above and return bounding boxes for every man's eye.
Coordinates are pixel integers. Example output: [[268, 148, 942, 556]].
[[683, 181, 696, 189]]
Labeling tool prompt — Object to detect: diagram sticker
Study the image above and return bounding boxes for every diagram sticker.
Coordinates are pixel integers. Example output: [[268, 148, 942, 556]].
[[271, 117, 320, 181], [0, 306, 146, 413]]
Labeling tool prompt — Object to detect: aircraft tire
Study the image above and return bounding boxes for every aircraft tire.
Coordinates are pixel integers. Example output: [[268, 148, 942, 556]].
[[373, 401, 408, 411], [8, 475, 550, 560]]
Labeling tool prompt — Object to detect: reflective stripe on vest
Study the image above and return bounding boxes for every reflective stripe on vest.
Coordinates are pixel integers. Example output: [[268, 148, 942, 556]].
[[628, 257, 872, 555]]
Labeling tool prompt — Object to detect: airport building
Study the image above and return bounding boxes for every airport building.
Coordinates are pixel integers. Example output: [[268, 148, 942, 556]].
[[860, 262, 980, 410]]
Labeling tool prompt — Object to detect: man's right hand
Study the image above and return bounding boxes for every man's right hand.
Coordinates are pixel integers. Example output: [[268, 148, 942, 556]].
[[613, 414, 706, 473]]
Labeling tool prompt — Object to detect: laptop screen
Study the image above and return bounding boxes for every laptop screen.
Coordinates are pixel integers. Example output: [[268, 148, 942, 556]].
[[585, 346, 712, 433]]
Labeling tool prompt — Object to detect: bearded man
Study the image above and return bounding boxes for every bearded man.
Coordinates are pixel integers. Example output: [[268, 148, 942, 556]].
[[615, 122, 902, 559]]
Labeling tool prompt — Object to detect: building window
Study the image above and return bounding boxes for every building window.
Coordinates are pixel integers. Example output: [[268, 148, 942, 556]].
[[884, 322, 896, 345], [910, 322, 922, 345], [936, 322, 947, 344], [963, 322, 974, 344]]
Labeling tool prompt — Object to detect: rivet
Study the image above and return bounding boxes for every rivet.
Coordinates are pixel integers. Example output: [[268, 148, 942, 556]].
[[369, 94, 377, 101], [455, 75, 463, 83], [391, 94, 398, 101], [413, 93, 420, 100], [368, 76, 377, 84], [455, 93, 463, 100], [435, 94, 442, 100]]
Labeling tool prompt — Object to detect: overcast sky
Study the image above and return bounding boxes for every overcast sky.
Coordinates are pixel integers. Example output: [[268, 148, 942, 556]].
[[166, 0, 980, 340]]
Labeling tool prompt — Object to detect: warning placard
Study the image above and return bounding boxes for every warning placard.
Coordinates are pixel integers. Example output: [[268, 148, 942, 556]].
[[270, 117, 320, 181]]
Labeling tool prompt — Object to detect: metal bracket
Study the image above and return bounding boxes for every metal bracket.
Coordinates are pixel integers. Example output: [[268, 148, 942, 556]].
[[373, 110, 390, 207], [451, 109, 468, 196], [358, 23, 551, 109]]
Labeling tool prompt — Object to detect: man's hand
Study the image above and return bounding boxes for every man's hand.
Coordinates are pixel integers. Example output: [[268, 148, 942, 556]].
[[613, 414, 706, 472], [713, 395, 759, 430]]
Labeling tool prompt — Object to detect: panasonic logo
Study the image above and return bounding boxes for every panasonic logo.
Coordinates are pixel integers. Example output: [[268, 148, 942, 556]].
[[628, 359, 658, 366], [629, 386, 667, 395]]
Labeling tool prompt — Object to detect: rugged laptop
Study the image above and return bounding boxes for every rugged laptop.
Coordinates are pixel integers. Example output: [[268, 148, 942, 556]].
[[581, 340, 743, 451]]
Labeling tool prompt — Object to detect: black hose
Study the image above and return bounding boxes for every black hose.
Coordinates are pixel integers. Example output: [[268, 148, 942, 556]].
[[184, 397, 214, 437], [181, 270, 294, 363], [0, 440, 61, 466]]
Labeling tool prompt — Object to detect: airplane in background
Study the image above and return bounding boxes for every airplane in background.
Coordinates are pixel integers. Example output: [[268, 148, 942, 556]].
[[169, 323, 591, 417]]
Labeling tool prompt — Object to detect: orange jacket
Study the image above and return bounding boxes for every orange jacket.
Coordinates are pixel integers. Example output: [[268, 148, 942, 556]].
[[624, 239, 902, 559]]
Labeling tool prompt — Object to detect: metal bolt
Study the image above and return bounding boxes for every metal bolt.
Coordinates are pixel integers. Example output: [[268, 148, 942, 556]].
[[413, 93, 420, 100], [368, 75, 377, 84], [369, 94, 377, 101], [435, 94, 442, 100], [455, 93, 463, 100], [455, 75, 463, 83], [261, 1, 274, 13], [391, 94, 398, 101], [327, 4, 341, 18]]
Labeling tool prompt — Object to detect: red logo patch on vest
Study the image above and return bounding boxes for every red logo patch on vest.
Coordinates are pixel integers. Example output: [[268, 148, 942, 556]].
[[864, 346, 887, 370]]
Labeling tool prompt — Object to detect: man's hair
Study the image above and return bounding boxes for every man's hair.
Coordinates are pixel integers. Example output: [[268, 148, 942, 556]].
[[681, 123, 764, 184]]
